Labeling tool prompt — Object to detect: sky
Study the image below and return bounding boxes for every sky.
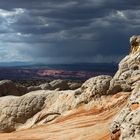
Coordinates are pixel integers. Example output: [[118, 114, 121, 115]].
[[0, 0, 140, 64]]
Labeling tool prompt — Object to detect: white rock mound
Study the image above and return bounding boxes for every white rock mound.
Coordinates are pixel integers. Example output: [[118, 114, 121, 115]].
[[0, 75, 112, 132]]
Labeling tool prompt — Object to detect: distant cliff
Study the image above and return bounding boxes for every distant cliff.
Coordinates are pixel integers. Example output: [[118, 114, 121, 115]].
[[0, 63, 117, 80]]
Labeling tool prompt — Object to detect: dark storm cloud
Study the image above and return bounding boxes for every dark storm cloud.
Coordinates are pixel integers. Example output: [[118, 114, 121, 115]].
[[0, 0, 140, 63]]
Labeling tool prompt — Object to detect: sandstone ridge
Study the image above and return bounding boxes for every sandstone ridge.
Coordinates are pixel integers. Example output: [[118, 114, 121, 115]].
[[110, 35, 140, 140]]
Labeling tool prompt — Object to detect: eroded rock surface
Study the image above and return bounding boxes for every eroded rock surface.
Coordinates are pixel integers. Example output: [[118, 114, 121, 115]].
[[0, 92, 129, 140], [0, 91, 47, 132], [108, 36, 140, 95], [0, 79, 82, 98], [0, 75, 112, 133], [110, 82, 140, 140], [110, 35, 140, 140]]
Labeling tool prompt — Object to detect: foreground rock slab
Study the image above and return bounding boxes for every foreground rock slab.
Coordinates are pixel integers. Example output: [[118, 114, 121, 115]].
[[0, 92, 129, 140]]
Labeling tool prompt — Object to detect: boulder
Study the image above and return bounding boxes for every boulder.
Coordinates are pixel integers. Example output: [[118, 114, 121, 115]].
[[81, 75, 112, 96], [76, 75, 112, 104], [0, 80, 19, 96], [0, 89, 77, 132], [107, 79, 131, 94], [49, 79, 69, 90], [0, 91, 47, 132]]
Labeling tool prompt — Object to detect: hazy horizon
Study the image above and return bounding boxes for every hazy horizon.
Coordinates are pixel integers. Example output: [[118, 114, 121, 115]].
[[0, 61, 118, 67]]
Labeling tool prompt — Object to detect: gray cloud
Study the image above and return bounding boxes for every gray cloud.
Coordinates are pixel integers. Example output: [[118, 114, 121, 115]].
[[0, 0, 140, 63]]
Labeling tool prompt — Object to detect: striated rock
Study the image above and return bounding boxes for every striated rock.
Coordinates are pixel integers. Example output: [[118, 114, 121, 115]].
[[0, 92, 129, 140], [0, 75, 112, 133], [0, 88, 76, 132]]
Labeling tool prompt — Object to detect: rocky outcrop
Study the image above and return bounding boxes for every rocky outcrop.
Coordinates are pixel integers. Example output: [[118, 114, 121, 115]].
[[0, 80, 42, 96], [110, 81, 140, 140], [110, 35, 140, 140], [0, 80, 82, 97], [49, 79, 69, 90], [27, 80, 82, 91], [107, 36, 140, 95], [130, 35, 140, 54], [0, 91, 129, 140], [0, 80, 19, 96], [0, 75, 113, 133], [79, 75, 112, 103]]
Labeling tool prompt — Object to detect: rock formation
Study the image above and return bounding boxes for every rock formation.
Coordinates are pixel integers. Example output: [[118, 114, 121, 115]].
[[0, 75, 112, 132], [110, 35, 140, 140], [0, 80, 19, 96], [0, 91, 129, 140], [0, 79, 82, 97], [1, 35, 140, 140], [130, 35, 140, 54]]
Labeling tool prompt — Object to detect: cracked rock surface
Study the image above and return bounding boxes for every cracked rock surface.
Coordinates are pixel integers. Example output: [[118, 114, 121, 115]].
[[110, 35, 140, 140]]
